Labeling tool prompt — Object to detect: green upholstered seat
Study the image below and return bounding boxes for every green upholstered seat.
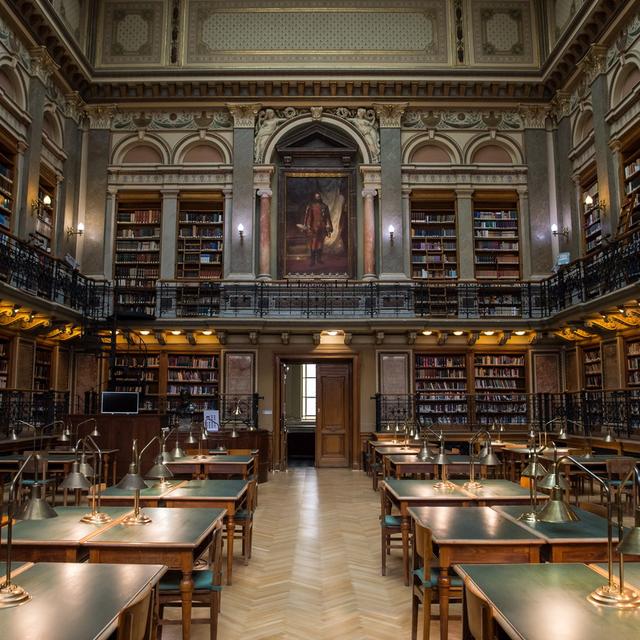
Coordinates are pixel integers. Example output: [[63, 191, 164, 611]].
[[383, 514, 401, 528], [159, 570, 222, 592], [413, 566, 463, 589]]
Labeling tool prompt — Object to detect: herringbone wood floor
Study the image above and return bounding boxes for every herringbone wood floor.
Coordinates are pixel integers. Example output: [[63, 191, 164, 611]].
[[162, 467, 462, 639]]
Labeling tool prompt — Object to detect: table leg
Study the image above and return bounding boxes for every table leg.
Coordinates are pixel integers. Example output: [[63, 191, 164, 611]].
[[439, 566, 450, 640], [103, 454, 110, 486], [226, 515, 235, 585], [401, 513, 411, 586], [180, 567, 193, 640]]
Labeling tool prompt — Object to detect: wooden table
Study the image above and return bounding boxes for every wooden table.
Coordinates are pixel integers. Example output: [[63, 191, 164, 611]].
[[100, 478, 249, 585], [0, 506, 132, 562], [386, 454, 472, 480], [502, 446, 570, 482], [84, 506, 225, 640], [493, 504, 617, 562], [166, 455, 255, 480], [0, 561, 166, 640], [589, 562, 640, 590], [371, 445, 420, 489], [382, 479, 471, 585], [410, 506, 543, 640], [456, 563, 640, 640], [49, 448, 120, 485], [455, 479, 549, 506]]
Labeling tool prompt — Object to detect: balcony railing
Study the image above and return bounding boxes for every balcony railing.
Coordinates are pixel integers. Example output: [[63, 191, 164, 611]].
[[0, 389, 70, 437]]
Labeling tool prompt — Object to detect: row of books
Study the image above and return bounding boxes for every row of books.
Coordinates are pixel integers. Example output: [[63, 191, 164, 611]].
[[117, 210, 161, 224], [168, 371, 217, 382], [168, 356, 217, 368]]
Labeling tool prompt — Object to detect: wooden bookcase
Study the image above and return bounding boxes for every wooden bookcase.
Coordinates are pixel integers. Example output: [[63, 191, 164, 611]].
[[112, 352, 161, 412], [473, 195, 520, 279], [620, 140, 640, 234], [31, 177, 55, 253], [33, 346, 52, 390], [177, 195, 224, 279], [410, 196, 458, 280], [0, 337, 10, 388], [582, 178, 602, 253], [114, 196, 161, 317], [0, 140, 15, 231], [582, 346, 602, 390], [627, 339, 640, 387], [473, 353, 527, 425], [166, 353, 220, 413], [414, 353, 468, 425]]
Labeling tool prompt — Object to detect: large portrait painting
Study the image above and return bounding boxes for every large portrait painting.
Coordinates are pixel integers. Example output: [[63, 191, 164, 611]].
[[280, 171, 354, 278]]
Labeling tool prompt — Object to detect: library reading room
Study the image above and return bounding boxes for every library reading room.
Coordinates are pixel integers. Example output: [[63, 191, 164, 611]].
[[2, 1, 640, 639]]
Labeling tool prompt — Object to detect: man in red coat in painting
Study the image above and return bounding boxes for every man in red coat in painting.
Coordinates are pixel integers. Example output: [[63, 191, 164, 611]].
[[303, 192, 333, 266]]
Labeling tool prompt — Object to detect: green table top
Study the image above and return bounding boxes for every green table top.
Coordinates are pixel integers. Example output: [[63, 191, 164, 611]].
[[0, 454, 76, 464], [504, 446, 571, 456], [0, 562, 166, 640], [409, 506, 543, 543], [455, 479, 539, 499], [85, 507, 225, 547], [165, 479, 248, 500], [0, 507, 132, 544], [376, 447, 420, 456], [167, 455, 252, 464], [493, 505, 613, 542], [389, 454, 471, 465], [384, 479, 470, 501], [539, 453, 616, 465], [456, 563, 640, 640], [591, 563, 640, 590], [101, 480, 182, 498]]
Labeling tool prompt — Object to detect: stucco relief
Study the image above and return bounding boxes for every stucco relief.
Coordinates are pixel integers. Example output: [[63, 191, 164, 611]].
[[402, 110, 523, 130], [607, 11, 640, 70], [99, 0, 165, 66], [112, 111, 232, 131], [0, 15, 31, 68]]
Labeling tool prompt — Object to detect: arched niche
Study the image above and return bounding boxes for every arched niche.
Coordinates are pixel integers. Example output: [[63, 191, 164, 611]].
[[573, 110, 594, 147], [0, 63, 26, 110], [465, 135, 522, 164], [611, 61, 640, 107], [471, 144, 513, 164], [173, 134, 231, 165], [42, 110, 63, 148], [111, 135, 170, 165], [410, 142, 452, 163]]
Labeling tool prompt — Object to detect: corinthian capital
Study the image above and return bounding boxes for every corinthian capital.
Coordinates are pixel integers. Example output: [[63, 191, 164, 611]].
[[372, 102, 409, 128], [83, 104, 118, 130], [226, 103, 262, 128], [29, 46, 58, 84]]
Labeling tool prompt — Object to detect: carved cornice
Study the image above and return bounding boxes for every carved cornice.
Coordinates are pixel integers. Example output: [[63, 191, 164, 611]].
[[373, 102, 409, 128], [226, 103, 262, 128], [253, 165, 275, 190]]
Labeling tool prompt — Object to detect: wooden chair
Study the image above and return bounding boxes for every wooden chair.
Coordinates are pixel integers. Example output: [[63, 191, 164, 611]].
[[579, 500, 608, 518], [411, 521, 463, 640], [158, 523, 223, 640], [20, 452, 57, 504], [223, 479, 256, 566], [227, 449, 259, 505], [379, 481, 403, 576], [463, 577, 494, 640], [116, 586, 155, 640], [604, 457, 636, 508]]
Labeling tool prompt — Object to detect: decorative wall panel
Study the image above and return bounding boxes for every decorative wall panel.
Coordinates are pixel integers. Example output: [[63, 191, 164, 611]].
[[469, 0, 537, 66], [185, 1, 450, 68], [551, 0, 585, 45], [98, 0, 167, 66]]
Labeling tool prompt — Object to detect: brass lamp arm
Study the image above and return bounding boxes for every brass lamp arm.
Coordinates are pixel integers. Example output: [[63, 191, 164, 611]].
[[138, 435, 161, 467], [469, 429, 491, 458]]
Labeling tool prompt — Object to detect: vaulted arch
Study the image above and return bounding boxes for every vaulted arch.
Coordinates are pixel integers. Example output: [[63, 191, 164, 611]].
[[173, 133, 232, 165], [611, 60, 640, 107], [403, 134, 462, 164], [111, 134, 170, 165], [0, 61, 27, 111], [464, 135, 523, 164]]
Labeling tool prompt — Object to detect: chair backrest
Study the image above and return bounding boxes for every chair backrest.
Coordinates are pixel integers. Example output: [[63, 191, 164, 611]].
[[413, 521, 433, 570], [228, 448, 252, 456], [116, 587, 154, 640], [246, 480, 258, 512], [579, 501, 608, 518], [208, 523, 224, 588], [606, 457, 636, 480], [464, 578, 494, 640]]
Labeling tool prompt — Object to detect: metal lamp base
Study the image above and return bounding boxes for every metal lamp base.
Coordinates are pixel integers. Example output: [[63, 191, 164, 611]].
[[463, 480, 483, 490], [589, 584, 640, 608], [434, 481, 455, 490], [0, 582, 31, 608], [80, 511, 113, 524], [122, 511, 152, 526], [518, 511, 540, 523]]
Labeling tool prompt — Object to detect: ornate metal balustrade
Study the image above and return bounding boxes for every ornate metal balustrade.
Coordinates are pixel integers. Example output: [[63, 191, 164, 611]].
[[0, 389, 70, 437]]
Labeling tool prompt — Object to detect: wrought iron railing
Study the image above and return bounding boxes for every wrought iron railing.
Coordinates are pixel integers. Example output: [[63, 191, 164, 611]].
[[0, 389, 70, 436]]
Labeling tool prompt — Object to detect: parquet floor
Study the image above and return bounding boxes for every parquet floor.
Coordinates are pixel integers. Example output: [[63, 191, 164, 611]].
[[162, 467, 462, 640]]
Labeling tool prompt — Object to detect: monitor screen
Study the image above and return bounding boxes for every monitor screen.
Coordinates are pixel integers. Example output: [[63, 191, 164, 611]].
[[101, 391, 139, 415]]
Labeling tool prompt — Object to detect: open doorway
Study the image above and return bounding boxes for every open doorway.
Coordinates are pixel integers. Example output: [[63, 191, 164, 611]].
[[277, 356, 355, 469]]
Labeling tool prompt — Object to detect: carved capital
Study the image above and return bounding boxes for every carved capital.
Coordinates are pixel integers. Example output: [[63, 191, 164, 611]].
[[253, 164, 275, 190], [29, 46, 58, 84], [518, 103, 549, 129], [226, 103, 262, 128], [550, 91, 571, 122], [362, 188, 377, 199], [359, 164, 382, 190], [257, 188, 273, 199], [83, 104, 117, 129], [582, 44, 608, 84], [372, 102, 409, 128], [63, 91, 85, 123]]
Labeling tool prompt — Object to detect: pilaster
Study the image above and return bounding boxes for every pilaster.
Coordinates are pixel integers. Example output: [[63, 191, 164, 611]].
[[160, 189, 179, 280]]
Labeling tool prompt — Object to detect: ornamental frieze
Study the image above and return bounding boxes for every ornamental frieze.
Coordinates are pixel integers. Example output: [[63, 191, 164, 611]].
[[112, 110, 232, 131], [402, 109, 523, 130]]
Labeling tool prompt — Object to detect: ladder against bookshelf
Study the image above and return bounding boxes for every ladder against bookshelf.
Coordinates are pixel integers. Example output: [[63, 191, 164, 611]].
[[34, 346, 52, 391], [113, 352, 160, 412], [415, 353, 468, 425], [114, 197, 161, 317], [473, 197, 520, 280], [0, 141, 16, 231], [177, 195, 224, 279], [410, 196, 458, 280], [474, 353, 527, 425], [166, 353, 220, 413], [582, 346, 602, 390], [0, 337, 10, 388], [581, 179, 602, 253]]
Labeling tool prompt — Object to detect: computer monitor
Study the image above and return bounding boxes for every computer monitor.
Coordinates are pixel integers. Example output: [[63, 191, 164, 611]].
[[101, 391, 139, 415]]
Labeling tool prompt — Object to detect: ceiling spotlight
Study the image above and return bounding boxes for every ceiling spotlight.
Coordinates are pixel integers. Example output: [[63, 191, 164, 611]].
[[326, 330, 339, 336], [202, 330, 213, 336], [514, 330, 527, 336], [139, 330, 150, 336], [422, 330, 433, 336], [452, 330, 464, 336], [170, 330, 182, 336], [483, 330, 495, 336]]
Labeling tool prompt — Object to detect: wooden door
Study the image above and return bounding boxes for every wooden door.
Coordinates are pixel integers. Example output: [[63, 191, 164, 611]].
[[315, 363, 351, 467]]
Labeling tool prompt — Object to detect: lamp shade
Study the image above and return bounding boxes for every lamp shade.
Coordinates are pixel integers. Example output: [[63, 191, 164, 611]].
[[160, 449, 174, 463], [478, 449, 501, 467], [15, 483, 58, 520], [521, 460, 547, 478], [78, 453, 95, 478], [538, 470, 570, 490], [146, 456, 173, 480], [171, 444, 186, 459], [433, 451, 451, 466], [60, 462, 92, 490], [186, 430, 197, 445], [116, 463, 148, 491], [537, 486, 580, 523], [604, 429, 616, 443]]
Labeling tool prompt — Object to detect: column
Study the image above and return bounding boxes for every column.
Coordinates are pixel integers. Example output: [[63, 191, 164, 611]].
[[401, 188, 412, 279], [362, 188, 377, 281], [517, 187, 532, 280], [12, 141, 28, 239], [222, 187, 233, 277], [374, 102, 409, 280], [226, 103, 261, 280], [455, 188, 475, 280], [257, 189, 273, 280], [52, 172, 65, 256], [103, 187, 117, 281], [160, 189, 179, 280]]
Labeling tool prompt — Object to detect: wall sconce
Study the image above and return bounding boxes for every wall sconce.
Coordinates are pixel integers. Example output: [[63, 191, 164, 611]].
[[237, 223, 244, 243], [584, 194, 607, 215], [31, 194, 52, 216], [388, 224, 395, 245], [66, 222, 84, 237], [551, 223, 569, 240]]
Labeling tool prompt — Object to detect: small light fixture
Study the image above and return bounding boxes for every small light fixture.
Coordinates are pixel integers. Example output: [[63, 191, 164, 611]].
[[422, 330, 433, 336], [326, 330, 339, 336], [551, 223, 569, 240], [388, 224, 395, 245], [170, 330, 182, 336], [237, 223, 244, 242], [584, 194, 594, 207], [514, 330, 527, 336], [66, 222, 84, 237], [10, 304, 20, 317], [482, 330, 495, 336], [452, 330, 464, 336], [139, 330, 150, 336], [202, 330, 213, 336], [42, 194, 52, 206]]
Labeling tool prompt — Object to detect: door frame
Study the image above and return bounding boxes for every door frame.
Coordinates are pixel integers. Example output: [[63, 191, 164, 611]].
[[274, 353, 360, 470]]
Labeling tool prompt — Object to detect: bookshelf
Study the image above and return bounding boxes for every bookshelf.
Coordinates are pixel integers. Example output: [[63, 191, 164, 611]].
[[415, 353, 468, 425], [0, 337, 10, 388], [0, 141, 15, 230], [31, 179, 55, 253], [626, 340, 640, 387], [410, 197, 458, 279], [582, 346, 602, 390], [177, 196, 224, 279], [166, 353, 220, 413], [621, 146, 640, 234], [473, 198, 520, 279], [112, 352, 160, 412], [33, 346, 52, 390], [114, 197, 161, 317], [473, 353, 527, 425], [582, 179, 602, 253]]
